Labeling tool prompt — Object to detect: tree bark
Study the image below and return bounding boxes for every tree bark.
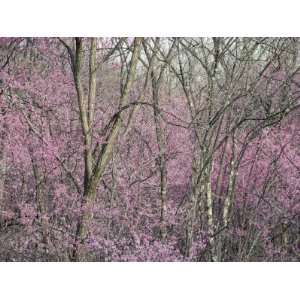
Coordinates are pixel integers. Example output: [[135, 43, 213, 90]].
[[71, 37, 142, 261]]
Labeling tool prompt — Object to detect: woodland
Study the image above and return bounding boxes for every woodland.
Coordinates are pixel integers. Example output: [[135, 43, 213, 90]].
[[0, 37, 299, 261]]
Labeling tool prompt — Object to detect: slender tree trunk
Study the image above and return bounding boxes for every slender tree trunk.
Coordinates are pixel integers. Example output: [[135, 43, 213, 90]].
[[205, 160, 217, 262], [151, 74, 168, 240], [71, 37, 142, 261], [0, 144, 6, 215]]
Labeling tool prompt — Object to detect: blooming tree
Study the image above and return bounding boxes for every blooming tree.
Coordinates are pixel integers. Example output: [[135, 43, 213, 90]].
[[0, 37, 299, 261]]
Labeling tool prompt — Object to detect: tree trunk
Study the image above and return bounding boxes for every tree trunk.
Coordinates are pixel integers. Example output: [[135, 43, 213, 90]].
[[71, 37, 142, 261], [151, 74, 168, 240], [205, 161, 217, 262]]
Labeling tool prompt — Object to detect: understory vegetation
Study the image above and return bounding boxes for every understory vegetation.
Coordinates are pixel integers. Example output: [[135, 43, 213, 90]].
[[0, 37, 299, 261]]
